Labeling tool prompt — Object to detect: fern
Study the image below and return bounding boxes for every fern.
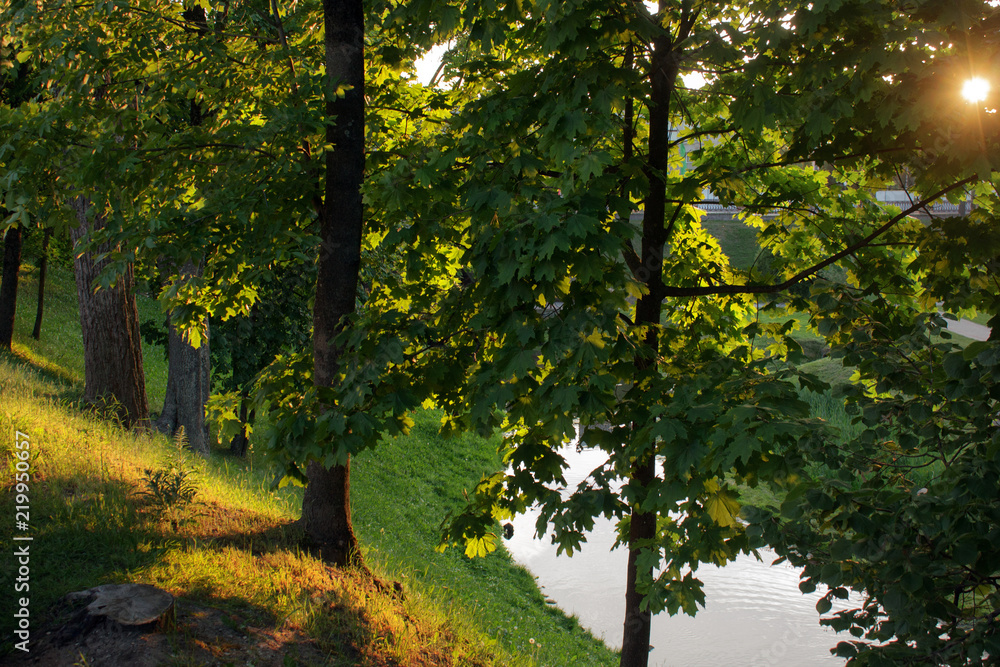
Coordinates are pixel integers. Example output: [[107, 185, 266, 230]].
[[138, 430, 200, 530]]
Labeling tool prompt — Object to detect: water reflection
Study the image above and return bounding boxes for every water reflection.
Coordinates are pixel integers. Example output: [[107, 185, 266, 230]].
[[505, 444, 853, 667]]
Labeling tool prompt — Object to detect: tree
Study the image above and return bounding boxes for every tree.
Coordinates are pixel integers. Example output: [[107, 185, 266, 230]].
[[339, 1, 1000, 665], [203, 260, 313, 457], [2, 0, 314, 421], [0, 39, 34, 351], [71, 199, 150, 427], [749, 221, 1000, 665], [6, 0, 1000, 664], [31, 226, 52, 340], [155, 262, 211, 455], [1, 0, 426, 567], [0, 222, 21, 351], [297, 0, 366, 566]]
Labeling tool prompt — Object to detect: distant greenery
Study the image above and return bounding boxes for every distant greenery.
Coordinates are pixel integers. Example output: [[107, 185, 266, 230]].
[[970, 311, 992, 327], [701, 218, 764, 270]]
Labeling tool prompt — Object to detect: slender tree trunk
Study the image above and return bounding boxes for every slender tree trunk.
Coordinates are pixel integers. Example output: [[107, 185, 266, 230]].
[[155, 291, 211, 455], [228, 398, 253, 457], [0, 223, 22, 351], [31, 227, 52, 340], [621, 455, 657, 667], [71, 198, 149, 427], [620, 17, 680, 667], [150, 17, 213, 452], [301, 0, 364, 567]]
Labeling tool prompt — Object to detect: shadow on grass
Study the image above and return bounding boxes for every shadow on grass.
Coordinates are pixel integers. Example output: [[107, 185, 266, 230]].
[[0, 476, 392, 665], [193, 508, 305, 553], [0, 476, 164, 655], [0, 346, 82, 404]]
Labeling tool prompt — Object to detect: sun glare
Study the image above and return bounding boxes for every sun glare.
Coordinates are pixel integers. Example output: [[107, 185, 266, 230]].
[[962, 77, 990, 103]]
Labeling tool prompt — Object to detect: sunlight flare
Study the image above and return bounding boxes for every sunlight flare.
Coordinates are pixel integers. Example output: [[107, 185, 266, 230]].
[[962, 77, 990, 103]]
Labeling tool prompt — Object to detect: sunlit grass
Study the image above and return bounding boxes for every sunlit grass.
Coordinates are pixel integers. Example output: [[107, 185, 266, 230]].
[[8, 261, 169, 411], [352, 412, 617, 666], [0, 355, 521, 664], [702, 218, 766, 270], [0, 265, 617, 665]]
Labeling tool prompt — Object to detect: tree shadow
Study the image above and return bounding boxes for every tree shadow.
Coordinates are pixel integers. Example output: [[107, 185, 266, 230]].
[[0, 346, 82, 404], [0, 482, 396, 665], [0, 476, 166, 655]]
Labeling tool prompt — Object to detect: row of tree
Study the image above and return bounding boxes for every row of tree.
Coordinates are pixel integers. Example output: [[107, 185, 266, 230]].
[[4, 0, 1000, 665]]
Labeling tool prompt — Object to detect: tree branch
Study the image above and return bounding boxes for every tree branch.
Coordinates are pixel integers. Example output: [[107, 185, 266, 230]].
[[661, 177, 977, 297]]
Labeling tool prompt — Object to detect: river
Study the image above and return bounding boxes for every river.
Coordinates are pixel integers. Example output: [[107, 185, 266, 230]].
[[505, 444, 855, 667]]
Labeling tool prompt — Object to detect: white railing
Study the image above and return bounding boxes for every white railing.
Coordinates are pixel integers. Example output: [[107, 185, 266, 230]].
[[689, 190, 968, 217]]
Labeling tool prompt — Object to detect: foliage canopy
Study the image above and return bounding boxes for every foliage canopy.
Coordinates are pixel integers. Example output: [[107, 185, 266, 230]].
[[4, 0, 1000, 663]]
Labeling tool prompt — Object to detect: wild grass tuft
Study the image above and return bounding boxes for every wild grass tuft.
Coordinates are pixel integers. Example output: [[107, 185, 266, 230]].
[[138, 429, 203, 531]]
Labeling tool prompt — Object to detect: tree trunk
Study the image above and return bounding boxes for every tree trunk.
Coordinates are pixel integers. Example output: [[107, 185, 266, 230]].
[[71, 198, 149, 427], [31, 227, 52, 340], [300, 0, 364, 567], [0, 223, 22, 351], [620, 15, 680, 667], [621, 456, 657, 667], [155, 304, 211, 456], [228, 398, 253, 457]]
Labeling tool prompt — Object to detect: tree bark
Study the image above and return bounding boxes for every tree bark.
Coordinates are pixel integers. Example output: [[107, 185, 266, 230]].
[[621, 456, 657, 667], [31, 227, 52, 340], [155, 295, 211, 456], [0, 223, 22, 350], [300, 0, 364, 567], [71, 198, 149, 427]]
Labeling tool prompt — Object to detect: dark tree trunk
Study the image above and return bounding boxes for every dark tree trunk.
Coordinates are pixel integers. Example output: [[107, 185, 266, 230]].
[[155, 300, 211, 456], [621, 456, 657, 667], [620, 16, 682, 667], [301, 0, 364, 567], [228, 398, 253, 457], [71, 198, 149, 427], [31, 227, 52, 340], [0, 223, 22, 350]]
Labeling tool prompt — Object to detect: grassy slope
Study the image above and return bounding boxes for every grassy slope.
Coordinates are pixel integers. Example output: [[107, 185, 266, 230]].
[[6, 262, 169, 410], [352, 419, 614, 667], [0, 262, 617, 666], [701, 218, 763, 271]]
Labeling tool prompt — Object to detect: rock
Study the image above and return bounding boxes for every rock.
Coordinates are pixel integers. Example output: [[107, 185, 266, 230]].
[[66, 584, 175, 627]]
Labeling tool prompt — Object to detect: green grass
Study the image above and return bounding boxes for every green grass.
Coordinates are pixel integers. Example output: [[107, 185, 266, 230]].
[[0, 263, 616, 665], [969, 311, 992, 327], [702, 219, 767, 271], [796, 356, 854, 386], [6, 261, 169, 411], [352, 414, 616, 666]]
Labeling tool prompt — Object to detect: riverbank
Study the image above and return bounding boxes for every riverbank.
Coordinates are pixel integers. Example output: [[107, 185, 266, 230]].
[[0, 262, 617, 665]]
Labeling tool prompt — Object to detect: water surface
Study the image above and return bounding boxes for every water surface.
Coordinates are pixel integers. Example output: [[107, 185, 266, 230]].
[[506, 444, 854, 667]]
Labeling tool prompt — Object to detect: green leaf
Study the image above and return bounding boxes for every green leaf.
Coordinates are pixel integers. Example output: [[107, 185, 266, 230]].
[[464, 532, 497, 559], [943, 352, 968, 379], [703, 490, 741, 527]]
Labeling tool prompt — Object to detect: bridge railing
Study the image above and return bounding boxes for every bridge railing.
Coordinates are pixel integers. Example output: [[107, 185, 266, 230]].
[[690, 195, 967, 218]]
